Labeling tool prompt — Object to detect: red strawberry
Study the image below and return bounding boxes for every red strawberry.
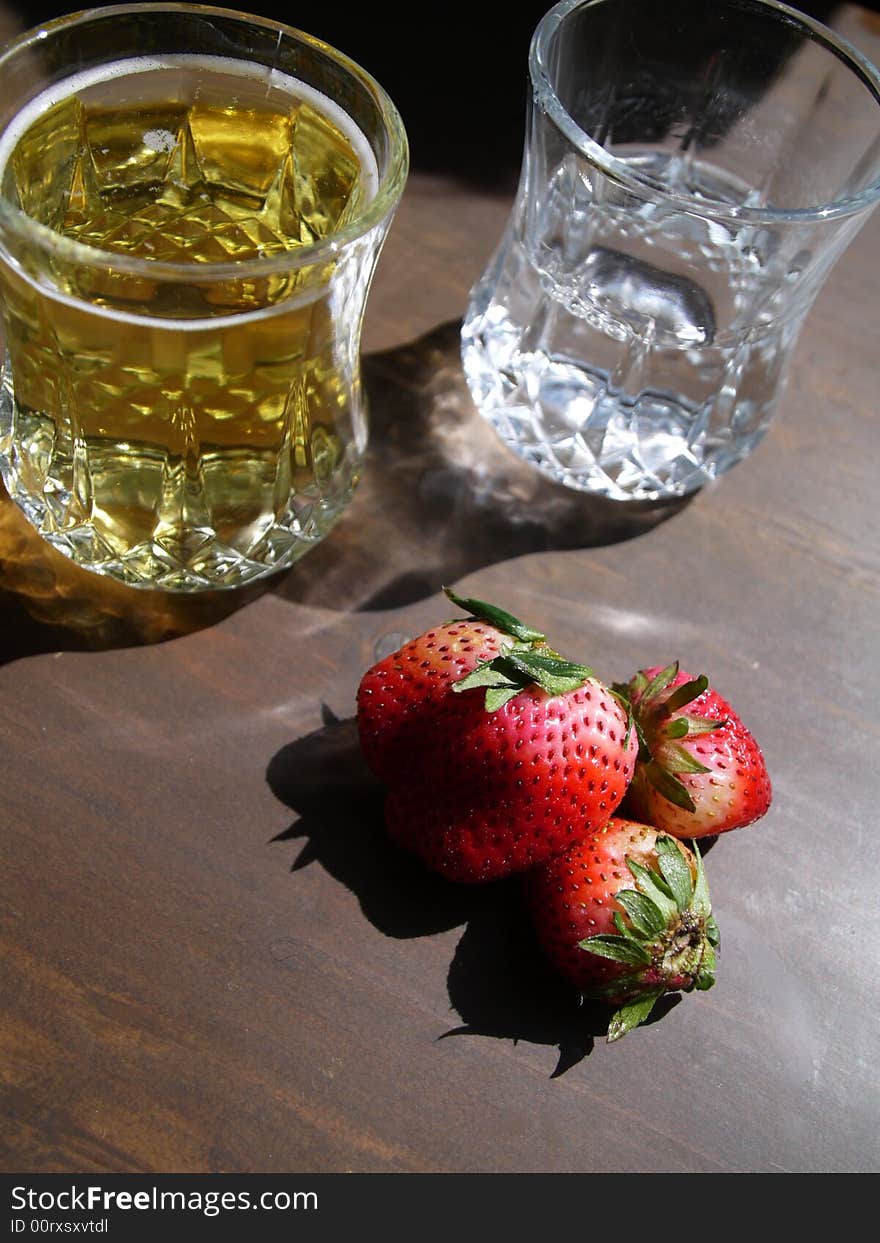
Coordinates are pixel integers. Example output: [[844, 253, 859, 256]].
[[357, 612, 512, 785], [357, 589, 636, 883], [526, 818, 718, 1040], [616, 663, 772, 839]]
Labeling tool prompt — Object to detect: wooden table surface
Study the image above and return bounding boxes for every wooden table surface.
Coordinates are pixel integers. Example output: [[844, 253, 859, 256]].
[[2, 4, 880, 1176]]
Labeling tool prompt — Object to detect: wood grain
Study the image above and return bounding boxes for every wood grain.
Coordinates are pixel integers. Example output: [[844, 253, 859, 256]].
[[1, 5, 879, 1175]]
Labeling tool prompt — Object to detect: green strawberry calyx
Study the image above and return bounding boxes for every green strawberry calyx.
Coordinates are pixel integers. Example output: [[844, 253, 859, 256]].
[[613, 661, 727, 814], [443, 586, 594, 712], [578, 835, 719, 1042]]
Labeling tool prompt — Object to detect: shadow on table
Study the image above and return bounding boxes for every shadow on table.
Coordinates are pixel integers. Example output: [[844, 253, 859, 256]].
[[266, 708, 680, 1077], [273, 319, 691, 614], [443, 882, 681, 1078], [266, 708, 481, 939], [0, 318, 687, 665]]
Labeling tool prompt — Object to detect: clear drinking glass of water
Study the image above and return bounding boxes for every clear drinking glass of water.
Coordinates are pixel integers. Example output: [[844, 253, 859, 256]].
[[461, 0, 880, 501]]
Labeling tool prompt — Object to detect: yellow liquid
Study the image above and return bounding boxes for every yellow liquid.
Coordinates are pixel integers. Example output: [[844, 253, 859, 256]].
[[0, 56, 377, 589]]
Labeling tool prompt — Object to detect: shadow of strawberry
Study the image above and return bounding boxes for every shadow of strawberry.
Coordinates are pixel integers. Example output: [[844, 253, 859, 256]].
[[266, 708, 484, 939], [441, 878, 601, 1076], [442, 874, 682, 1076], [267, 707, 683, 1076]]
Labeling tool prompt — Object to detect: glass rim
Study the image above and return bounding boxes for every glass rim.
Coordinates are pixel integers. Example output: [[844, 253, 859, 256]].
[[0, 2, 409, 283], [529, 0, 880, 226]]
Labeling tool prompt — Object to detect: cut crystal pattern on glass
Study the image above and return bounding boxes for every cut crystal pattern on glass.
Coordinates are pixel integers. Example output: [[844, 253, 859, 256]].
[[12, 89, 364, 268]]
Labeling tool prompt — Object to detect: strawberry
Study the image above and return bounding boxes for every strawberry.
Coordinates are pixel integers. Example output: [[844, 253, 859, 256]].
[[616, 663, 772, 839], [357, 588, 636, 883], [357, 608, 514, 785], [526, 818, 719, 1040]]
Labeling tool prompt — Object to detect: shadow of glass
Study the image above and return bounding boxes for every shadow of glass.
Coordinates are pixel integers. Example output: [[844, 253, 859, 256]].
[[0, 318, 687, 663], [267, 708, 682, 1076], [273, 319, 691, 613]]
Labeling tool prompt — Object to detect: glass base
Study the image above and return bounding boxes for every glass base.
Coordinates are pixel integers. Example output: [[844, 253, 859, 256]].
[[0, 382, 355, 593], [460, 267, 779, 504]]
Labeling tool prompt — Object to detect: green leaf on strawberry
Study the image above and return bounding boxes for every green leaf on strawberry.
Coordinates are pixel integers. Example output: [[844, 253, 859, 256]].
[[655, 834, 694, 909], [576, 935, 652, 967], [625, 857, 679, 920], [451, 658, 522, 693], [641, 760, 697, 813], [442, 586, 546, 644], [446, 593, 594, 711], [614, 890, 666, 938], [607, 989, 666, 1042], [665, 674, 710, 714]]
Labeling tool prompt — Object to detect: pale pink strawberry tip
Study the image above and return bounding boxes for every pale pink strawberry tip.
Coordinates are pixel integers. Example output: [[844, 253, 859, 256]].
[[619, 662, 772, 839]]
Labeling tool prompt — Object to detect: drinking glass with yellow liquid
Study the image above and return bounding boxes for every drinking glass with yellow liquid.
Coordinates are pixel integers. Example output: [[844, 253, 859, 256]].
[[0, 4, 407, 590]]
